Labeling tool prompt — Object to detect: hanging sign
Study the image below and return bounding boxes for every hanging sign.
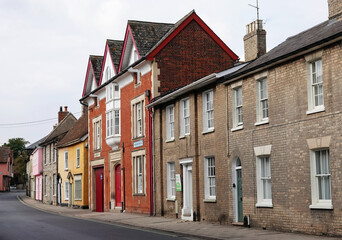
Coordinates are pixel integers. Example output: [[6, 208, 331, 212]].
[[176, 174, 182, 191]]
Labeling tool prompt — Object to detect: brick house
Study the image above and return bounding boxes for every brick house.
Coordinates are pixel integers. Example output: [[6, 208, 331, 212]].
[[0, 147, 13, 192], [80, 10, 238, 214], [147, 63, 246, 221], [219, 0, 342, 236], [40, 107, 76, 205]]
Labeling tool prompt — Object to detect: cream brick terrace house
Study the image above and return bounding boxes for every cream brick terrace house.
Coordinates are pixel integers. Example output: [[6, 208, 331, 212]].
[[146, 63, 246, 222], [40, 107, 76, 205], [218, 0, 342, 236], [80, 10, 239, 214]]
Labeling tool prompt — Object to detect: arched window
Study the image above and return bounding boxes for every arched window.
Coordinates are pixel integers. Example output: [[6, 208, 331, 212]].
[[105, 66, 111, 82]]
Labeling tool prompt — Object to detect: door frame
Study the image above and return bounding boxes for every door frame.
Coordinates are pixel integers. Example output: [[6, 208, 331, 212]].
[[232, 157, 243, 222], [114, 164, 121, 208], [179, 158, 193, 221]]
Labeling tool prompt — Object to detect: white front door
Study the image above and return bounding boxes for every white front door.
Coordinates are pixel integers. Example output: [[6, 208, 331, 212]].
[[180, 159, 193, 221]]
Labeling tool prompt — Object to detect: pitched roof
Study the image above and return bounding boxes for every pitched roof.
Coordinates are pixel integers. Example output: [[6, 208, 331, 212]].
[[107, 40, 124, 73], [25, 137, 46, 150], [89, 55, 104, 86], [224, 18, 342, 81], [0, 147, 11, 163], [40, 113, 77, 146], [56, 113, 88, 147], [128, 20, 174, 57]]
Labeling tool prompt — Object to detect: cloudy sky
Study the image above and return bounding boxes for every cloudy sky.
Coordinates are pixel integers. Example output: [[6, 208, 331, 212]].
[[0, 0, 328, 146]]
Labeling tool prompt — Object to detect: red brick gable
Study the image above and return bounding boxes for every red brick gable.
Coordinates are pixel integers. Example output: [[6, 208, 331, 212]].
[[155, 20, 236, 95]]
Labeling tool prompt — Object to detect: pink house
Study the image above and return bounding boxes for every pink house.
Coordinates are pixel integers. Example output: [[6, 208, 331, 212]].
[[32, 147, 43, 200], [0, 147, 13, 192]]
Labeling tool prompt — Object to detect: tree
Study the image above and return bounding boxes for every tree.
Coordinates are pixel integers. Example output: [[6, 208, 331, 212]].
[[2, 138, 30, 185]]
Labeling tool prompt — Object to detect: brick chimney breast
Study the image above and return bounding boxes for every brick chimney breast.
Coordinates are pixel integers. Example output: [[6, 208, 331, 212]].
[[243, 20, 266, 62], [58, 106, 68, 124], [328, 0, 342, 21]]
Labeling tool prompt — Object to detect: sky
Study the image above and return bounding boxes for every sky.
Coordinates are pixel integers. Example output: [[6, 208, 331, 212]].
[[0, 0, 328, 146]]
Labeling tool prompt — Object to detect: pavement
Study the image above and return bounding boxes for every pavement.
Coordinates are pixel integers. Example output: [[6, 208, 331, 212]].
[[18, 193, 340, 240]]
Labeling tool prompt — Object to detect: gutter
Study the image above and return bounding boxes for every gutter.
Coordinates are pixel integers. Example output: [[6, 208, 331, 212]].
[[146, 73, 217, 109]]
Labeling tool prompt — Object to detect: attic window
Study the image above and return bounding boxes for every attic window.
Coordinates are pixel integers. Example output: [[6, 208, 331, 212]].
[[105, 66, 112, 82], [134, 50, 138, 62]]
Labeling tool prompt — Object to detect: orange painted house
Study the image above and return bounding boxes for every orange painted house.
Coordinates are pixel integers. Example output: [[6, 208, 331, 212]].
[[80, 11, 238, 214]]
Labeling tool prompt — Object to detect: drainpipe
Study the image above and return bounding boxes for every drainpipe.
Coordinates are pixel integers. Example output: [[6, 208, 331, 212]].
[[146, 90, 153, 216]]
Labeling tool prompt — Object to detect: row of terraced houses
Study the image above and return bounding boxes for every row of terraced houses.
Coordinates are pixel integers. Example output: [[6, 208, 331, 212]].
[[25, 1, 342, 236]]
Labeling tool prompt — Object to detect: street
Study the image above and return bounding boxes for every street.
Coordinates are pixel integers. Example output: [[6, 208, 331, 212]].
[[0, 191, 195, 240]]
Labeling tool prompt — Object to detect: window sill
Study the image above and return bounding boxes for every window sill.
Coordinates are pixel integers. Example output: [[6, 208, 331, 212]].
[[203, 198, 216, 203], [255, 119, 269, 126], [231, 125, 243, 132], [202, 129, 215, 135], [306, 107, 325, 115], [309, 204, 333, 210], [165, 138, 175, 143], [166, 197, 176, 202], [179, 133, 190, 139], [255, 202, 273, 208], [133, 193, 146, 196], [132, 136, 145, 141]]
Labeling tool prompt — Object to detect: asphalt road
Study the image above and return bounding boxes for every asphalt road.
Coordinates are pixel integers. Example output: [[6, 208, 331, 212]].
[[0, 191, 195, 240]]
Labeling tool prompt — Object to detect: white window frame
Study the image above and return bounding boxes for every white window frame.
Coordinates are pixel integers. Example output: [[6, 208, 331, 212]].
[[74, 175, 82, 201], [167, 162, 176, 200], [204, 156, 216, 201], [309, 149, 332, 209], [166, 105, 175, 141], [64, 151, 69, 170], [307, 59, 324, 114], [131, 95, 145, 139], [136, 102, 142, 137], [133, 153, 145, 195], [254, 145, 272, 207], [232, 86, 243, 131], [256, 156, 272, 207], [202, 90, 214, 133], [255, 78, 268, 125], [76, 148, 80, 168], [93, 118, 102, 150], [180, 98, 190, 137], [64, 181, 69, 201], [44, 175, 48, 196], [53, 174, 56, 196]]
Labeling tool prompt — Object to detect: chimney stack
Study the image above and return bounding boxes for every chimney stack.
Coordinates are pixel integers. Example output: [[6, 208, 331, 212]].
[[58, 106, 69, 124], [328, 0, 342, 21], [243, 20, 266, 62]]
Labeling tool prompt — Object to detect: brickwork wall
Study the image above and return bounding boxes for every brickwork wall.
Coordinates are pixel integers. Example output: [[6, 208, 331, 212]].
[[155, 20, 235, 95], [226, 43, 342, 236], [154, 83, 230, 223], [88, 97, 111, 211], [120, 71, 152, 214]]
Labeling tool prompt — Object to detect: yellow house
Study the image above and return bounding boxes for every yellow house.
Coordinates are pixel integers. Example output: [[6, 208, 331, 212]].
[[57, 113, 88, 208]]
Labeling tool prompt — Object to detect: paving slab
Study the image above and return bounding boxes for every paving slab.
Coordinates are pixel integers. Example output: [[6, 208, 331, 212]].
[[18, 194, 340, 240]]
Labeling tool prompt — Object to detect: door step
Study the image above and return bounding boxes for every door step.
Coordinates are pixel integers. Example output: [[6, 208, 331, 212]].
[[232, 222, 244, 226]]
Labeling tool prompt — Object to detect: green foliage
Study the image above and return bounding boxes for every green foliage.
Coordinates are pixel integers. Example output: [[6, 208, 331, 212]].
[[2, 138, 29, 159], [2, 138, 30, 184]]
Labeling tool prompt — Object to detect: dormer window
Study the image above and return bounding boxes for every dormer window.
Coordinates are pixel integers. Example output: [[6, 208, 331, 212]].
[[105, 66, 112, 82], [107, 83, 120, 101]]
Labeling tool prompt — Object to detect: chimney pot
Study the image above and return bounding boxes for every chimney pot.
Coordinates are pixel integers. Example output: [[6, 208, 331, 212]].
[[64, 106, 68, 112], [59, 106, 62, 112]]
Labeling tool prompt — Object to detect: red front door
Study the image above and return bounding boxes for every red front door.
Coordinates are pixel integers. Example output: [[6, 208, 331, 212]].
[[115, 165, 121, 207], [95, 167, 104, 212]]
